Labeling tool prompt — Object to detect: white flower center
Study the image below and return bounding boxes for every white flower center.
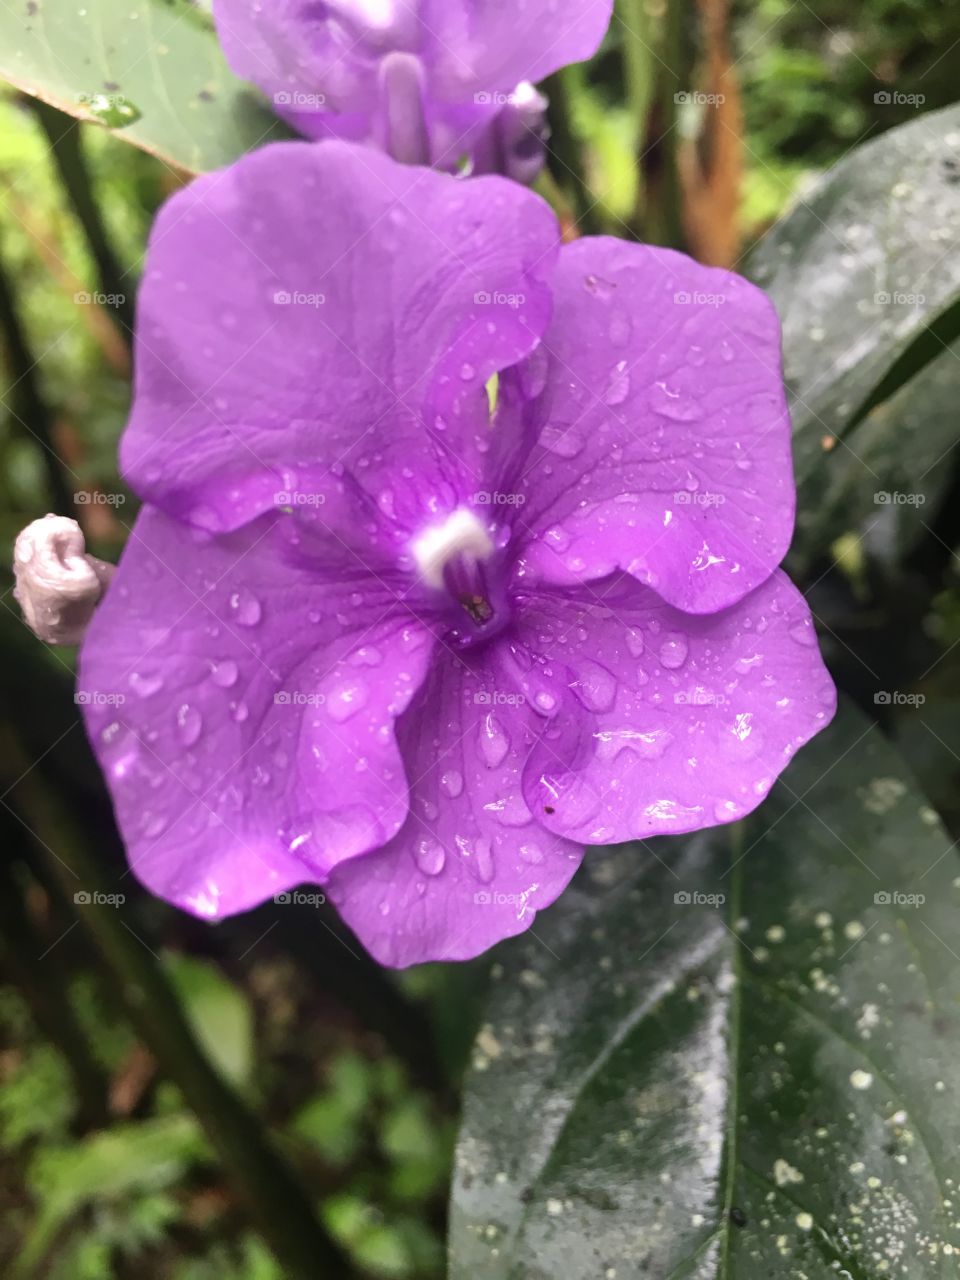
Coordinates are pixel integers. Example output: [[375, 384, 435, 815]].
[[411, 507, 493, 589]]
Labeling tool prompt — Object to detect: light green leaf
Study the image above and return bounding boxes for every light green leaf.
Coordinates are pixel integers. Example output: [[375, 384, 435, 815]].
[[0, 0, 290, 172]]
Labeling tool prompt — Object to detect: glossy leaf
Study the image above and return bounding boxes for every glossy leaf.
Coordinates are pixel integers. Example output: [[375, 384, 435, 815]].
[[0, 0, 289, 173], [450, 703, 960, 1278], [746, 105, 960, 502]]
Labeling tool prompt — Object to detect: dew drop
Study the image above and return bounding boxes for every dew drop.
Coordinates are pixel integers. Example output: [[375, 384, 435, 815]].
[[414, 838, 446, 876], [479, 712, 510, 769], [210, 659, 239, 688], [539, 423, 584, 458], [176, 703, 202, 746], [659, 634, 689, 669], [441, 769, 464, 798], [603, 360, 631, 406], [228, 589, 262, 626], [129, 670, 164, 698], [649, 381, 703, 422]]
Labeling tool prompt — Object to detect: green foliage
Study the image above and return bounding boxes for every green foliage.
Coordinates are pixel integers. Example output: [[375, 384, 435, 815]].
[[451, 706, 960, 1277]]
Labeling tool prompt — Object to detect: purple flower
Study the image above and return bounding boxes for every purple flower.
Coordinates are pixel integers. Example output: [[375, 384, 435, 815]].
[[79, 141, 835, 967], [212, 0, 612, 178]]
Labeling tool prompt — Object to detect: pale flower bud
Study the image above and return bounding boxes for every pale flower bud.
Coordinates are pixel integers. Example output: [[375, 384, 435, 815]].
[[13, 515, 115, 646]]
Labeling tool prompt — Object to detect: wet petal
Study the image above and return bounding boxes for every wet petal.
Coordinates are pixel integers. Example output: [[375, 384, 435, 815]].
[[78, 506, 434, 918], [506, 237, 795, 613], [518, 570, 837, 843], [328, 641, 583, 966]]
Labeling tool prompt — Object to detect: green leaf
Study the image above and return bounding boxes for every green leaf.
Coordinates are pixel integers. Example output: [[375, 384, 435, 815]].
[[791, 335, 960, 571], [746, 105, 960, 516], [164, 952, 255, 1087], [0, 0, 290, 173], [450, 703, 960, 1278]]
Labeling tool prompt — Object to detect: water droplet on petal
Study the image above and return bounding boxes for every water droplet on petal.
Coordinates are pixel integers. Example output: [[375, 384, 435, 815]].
[[176, 703, 202, 746], [129, 670, 164, 697], [604, 360, 630, 406], [414, 838, 445, 875], [649, 380, 703, 422], [519, 842, 544, 864], [325, 678, 368, 722], [659, 634, 689, 669], [229, 589, 262, 626], [441, 769, 464, 798], [478, 712, 510, 769], [474, 838, 495, 883], [210, 659, 239, 688]]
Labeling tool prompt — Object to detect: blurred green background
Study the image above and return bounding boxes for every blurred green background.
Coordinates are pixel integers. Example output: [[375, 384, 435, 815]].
[[2, 0, 960, 1275]]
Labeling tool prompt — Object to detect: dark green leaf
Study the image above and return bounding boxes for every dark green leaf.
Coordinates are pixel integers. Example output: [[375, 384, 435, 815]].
[[450, 703, 960, 1278], [0, 0, 290, 173], [746, 105, 960, 514]]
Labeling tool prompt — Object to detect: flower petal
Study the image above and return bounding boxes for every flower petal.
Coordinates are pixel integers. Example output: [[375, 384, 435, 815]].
[[518, 570, 836, 844], [213, 0, 613, 115], [507, 237, 795, 613], [121, 140, 558, 534], [78, 506, 434, 919], [327, 641, 583, 967]]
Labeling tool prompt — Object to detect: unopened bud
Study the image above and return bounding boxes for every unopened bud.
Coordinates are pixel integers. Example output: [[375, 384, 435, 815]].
[[13, 515, 114, 645]]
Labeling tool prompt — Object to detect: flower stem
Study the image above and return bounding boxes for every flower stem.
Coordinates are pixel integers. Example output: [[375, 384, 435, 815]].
[[542, 67, 602, 236]]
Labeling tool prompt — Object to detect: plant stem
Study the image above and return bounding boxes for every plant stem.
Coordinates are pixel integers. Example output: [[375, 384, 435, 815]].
[[543, 66, 602, 236], [0, 247, 74, 513], [2, 731, 353, 1280], [30, 100, 136, 343]]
